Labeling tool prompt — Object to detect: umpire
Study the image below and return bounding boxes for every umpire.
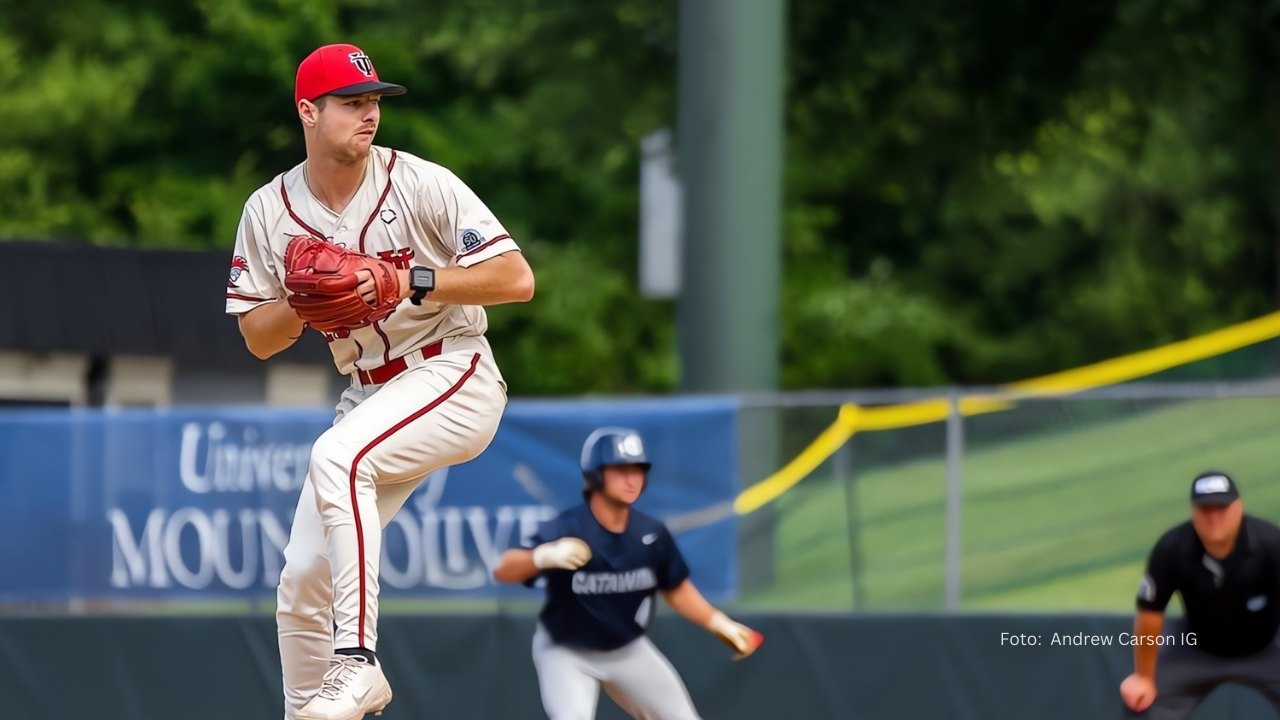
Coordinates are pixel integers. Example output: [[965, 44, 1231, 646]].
[[1120, 471, 1280, 718]]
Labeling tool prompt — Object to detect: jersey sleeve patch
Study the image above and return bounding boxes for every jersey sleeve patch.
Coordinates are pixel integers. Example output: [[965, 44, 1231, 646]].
[[457, 231, 511, 258], [227, 255, 250, 288], [1138, 575, 1156, 603]]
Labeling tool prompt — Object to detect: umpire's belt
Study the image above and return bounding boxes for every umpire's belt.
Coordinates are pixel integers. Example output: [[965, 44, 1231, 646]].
[[354, 341, 443, 387]]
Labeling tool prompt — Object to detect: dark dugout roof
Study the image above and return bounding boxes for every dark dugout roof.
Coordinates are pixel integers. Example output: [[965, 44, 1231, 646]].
[[0, 241, 331, 368]]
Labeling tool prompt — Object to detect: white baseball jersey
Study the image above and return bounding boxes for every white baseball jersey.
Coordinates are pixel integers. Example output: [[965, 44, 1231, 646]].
[[225, 145, 520, 374]]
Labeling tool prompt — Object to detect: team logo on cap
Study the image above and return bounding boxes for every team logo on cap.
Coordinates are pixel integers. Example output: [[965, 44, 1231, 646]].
[[228, 255, 248, 288], [616, 433, 644, 459], [1194, 475, 1231, 495], [348, 51, 374, 77]]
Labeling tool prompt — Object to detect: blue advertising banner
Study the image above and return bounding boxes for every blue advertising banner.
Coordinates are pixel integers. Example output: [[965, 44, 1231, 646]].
[[0, 398, 739, 603]]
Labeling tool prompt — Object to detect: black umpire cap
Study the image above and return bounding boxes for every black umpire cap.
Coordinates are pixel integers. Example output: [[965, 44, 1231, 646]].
[[1190, 471, 1240, 506]]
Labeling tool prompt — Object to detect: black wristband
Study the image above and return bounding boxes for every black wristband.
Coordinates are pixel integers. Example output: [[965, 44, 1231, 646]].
[[409, 267, 436, 306]]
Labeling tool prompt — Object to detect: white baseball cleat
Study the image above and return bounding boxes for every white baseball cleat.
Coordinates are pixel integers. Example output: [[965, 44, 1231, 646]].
[[296, 655, 393, 720]]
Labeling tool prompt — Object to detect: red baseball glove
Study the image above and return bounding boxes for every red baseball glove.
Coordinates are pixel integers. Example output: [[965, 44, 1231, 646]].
[[283, 236, 402, 333]]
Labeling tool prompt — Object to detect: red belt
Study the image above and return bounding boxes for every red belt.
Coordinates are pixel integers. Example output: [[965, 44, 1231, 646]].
[[356, 341, 442, 386]]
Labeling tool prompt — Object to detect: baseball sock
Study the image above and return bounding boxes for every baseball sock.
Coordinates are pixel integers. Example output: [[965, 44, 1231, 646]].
[[335, 647, 378, 666]]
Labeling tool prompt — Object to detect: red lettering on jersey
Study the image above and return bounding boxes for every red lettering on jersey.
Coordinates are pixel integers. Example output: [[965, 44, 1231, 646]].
[[377, 247, 415, 269]]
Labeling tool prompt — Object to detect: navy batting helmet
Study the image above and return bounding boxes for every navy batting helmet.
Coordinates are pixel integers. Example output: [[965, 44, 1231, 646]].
[[580, 427, 651, 498]]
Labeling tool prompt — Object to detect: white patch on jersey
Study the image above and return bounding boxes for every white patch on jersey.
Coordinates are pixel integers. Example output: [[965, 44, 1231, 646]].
[[1137, 575, 1155, 603], [1248, 595, 1268, 612], [459, 228, 485, 252], [642, 532, 659, 545], [379, 208, 397, 225], [635, 596, 653, 628]]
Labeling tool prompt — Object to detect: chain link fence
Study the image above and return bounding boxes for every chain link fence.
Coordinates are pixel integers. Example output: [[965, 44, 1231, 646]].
[[733, 377, 1280, 612]]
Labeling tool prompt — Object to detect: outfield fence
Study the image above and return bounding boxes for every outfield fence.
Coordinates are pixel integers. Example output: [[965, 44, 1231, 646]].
[[734, 375, 1280, 613]]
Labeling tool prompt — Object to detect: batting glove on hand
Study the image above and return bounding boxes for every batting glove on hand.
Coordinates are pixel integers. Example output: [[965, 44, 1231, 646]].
[[707, 611, 764, 660], [532, 537, 592, 570]]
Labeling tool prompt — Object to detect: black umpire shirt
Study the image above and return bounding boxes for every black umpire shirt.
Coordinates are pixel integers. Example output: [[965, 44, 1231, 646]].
[[1137, 515, 1280, 657]]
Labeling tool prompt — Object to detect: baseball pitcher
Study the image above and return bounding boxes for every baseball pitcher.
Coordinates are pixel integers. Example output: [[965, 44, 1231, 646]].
[[493, 428, 763, 720], [225, 43, 533, 720]]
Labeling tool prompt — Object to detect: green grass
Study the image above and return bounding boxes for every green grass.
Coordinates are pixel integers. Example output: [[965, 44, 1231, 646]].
[[738, 396, 1280, 612]]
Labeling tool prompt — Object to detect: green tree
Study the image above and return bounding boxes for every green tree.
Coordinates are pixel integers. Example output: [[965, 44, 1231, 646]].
[[783, 0, 1280, 387], [0, 0, 680, 394], [1, 0, 1278, 393]]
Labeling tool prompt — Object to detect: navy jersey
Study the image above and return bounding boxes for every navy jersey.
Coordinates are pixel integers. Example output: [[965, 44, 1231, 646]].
[[528, 504, 690, 651]]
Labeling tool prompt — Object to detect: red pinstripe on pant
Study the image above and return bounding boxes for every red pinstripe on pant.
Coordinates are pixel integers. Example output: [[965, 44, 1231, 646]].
[[347, 352, 481, 645]]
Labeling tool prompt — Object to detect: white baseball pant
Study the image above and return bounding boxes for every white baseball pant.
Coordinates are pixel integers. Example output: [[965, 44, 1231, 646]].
[[276, 337, 507, 719], [532, 624, 702, 720]]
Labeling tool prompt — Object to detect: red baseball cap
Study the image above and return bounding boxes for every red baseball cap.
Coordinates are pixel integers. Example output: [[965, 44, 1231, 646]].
[[295, 44, 407, 105]]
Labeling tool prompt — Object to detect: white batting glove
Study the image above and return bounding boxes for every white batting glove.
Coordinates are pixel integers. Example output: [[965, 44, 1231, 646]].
[[707, 611, 764, 660], [532, 537, 593, 570]]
